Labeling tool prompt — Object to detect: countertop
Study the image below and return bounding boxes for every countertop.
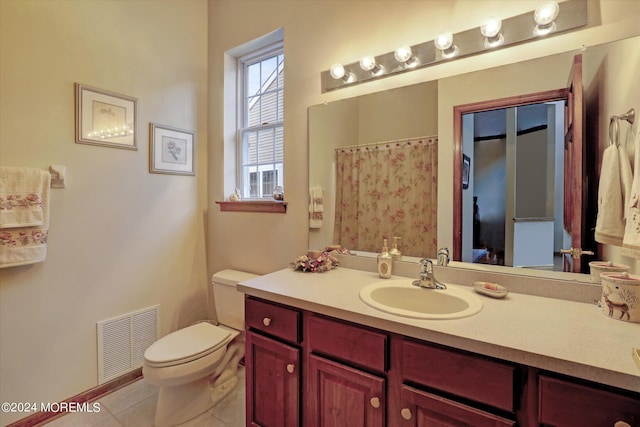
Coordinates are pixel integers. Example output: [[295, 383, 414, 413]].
[[238, 266, 640, 393]]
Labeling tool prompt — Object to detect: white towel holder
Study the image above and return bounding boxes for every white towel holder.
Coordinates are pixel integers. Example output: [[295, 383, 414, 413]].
[[609, 108, 635, 146], [49, 165, 66, 188]]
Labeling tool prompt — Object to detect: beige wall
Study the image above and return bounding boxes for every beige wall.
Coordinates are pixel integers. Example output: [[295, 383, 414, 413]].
[[208, 0, 640, 279], [358, 81, 438, 144], [308, 98, 359, 250], [0, 0, 207, 425], [584, 37, 640, 272]]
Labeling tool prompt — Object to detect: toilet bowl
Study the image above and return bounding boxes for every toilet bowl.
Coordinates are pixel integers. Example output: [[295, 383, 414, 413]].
[[143, 270, 257, 427]]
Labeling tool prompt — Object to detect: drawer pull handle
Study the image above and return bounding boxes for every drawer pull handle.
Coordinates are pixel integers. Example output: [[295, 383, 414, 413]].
[[401, 408, 412, 420], [286, 364, 295, 374], [370, 397, 380, 408], [614, 422, 631, 427], [263, 317, 271, 327]]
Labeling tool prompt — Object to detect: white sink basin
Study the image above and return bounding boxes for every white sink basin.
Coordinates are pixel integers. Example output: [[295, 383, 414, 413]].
[[360, 279, 483, 319]]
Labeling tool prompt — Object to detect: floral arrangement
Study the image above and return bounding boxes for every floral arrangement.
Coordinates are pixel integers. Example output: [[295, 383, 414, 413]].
[[291, 246, 349, 273]]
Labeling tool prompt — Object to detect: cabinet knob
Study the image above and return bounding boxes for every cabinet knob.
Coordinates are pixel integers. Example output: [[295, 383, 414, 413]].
[[401, 408, 412, 420], [614, 422, 631, 427], [370, 397, 380, 408], [286, 364, 295, 374], [263, 317, 271, 326]]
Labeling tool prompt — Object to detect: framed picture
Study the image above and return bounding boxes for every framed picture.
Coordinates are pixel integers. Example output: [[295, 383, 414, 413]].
[[462, 154, 470, 189], [149, 123, 195, 176], [75, 83, 137, 150]]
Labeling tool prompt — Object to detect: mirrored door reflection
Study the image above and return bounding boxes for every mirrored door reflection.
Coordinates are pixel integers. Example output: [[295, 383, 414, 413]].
[[462, 101, 567, 271]]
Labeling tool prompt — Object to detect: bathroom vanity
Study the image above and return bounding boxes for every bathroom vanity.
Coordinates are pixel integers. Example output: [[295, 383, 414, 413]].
[[239, 266, 640, 426]]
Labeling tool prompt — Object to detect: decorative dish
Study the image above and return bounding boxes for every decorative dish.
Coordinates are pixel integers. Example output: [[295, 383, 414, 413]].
[[473, 281, 509, 299]]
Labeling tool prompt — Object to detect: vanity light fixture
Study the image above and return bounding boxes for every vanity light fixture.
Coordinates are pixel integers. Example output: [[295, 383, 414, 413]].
[[434, 32, 458, 58], [480, 16, 504, 48], [394, 46, 420, 68], [321, 0, 587, 93], [329, 63, 356, 83], [359, 55, 384, 76], [534, 1, 560, 36]]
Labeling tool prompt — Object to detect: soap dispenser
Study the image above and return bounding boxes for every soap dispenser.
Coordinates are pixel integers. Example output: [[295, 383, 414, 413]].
[[377, 238, 393, 279], [390, 237, 402, 261]]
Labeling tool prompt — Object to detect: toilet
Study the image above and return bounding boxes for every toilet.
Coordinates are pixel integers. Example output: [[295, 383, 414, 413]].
[[143, 269, 257, 427]]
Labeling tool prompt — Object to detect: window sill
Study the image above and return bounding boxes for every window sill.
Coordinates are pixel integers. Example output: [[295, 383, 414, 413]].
[[215, 200, 287, 213]]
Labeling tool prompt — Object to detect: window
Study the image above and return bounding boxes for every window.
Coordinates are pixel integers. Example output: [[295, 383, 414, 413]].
[[238, 43, 284, 199]]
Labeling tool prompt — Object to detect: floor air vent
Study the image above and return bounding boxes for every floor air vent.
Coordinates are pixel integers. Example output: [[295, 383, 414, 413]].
[[97, 305, 160, 384]]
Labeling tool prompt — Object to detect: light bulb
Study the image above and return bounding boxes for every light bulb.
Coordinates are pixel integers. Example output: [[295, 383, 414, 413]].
[[481, 17, 502, 38], [394, 46, 420, 68], [534, 1, 559, 26], [434, 32, 458, 58], [481, 16, 504, 48], [359, 56, 376, 71], [329, 63, 356, 83], [434, 32, 453, 51], [534, 1, 559, 35], [359, 55, 384, 76], [394, 46, 412, 63], [329, 63, 345, 80]]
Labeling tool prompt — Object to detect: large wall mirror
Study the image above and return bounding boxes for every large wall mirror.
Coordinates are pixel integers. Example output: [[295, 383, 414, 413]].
[[308, 35, 639, 279]]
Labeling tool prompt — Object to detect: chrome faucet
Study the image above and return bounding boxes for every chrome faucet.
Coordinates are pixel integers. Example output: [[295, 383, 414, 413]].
[[437, 247, 450, 266], [412, 259, 447, 290]]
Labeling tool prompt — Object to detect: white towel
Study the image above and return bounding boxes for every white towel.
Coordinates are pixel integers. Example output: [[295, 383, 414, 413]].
[[595, 144, 632, 246], [0, 168, 51, 268], [0, 167, 47, 228], [622, 130, 640, 258], [309, 186, 324, 229]]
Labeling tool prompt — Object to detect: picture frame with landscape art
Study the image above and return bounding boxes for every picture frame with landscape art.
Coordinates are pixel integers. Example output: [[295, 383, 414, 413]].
[[149, 123, 195, 176], [75, 83, 137, 150]]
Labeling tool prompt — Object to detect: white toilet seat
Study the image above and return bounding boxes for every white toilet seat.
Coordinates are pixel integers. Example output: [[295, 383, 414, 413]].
[[144, 322, 232, 368]]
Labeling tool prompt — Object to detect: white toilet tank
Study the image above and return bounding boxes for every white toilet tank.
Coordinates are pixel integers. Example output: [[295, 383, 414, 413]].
[[212, 269, 258, 330]]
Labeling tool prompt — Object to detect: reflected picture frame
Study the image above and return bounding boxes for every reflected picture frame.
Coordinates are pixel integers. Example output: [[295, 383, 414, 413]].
[[75, 83, 137, 150], [149, 123, 195, 176], [462, 154, 470, 189]]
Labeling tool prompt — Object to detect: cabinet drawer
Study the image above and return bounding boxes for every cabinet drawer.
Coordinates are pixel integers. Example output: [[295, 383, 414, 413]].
[[402, 339, 515, 412], [539, 375, 640, 426], [245, 297, 300, 343], [307, 315, 388, 373]]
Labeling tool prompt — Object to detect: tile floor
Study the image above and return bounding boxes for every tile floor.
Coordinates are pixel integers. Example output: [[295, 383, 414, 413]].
[[44, 368, 245, 427]]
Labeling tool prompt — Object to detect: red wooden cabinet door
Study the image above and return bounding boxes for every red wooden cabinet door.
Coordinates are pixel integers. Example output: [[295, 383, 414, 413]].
[[398, 385, 515, 427], [539, 376, 640, 427], [307, 354, 385, 427], [246, 331, 300, 427]]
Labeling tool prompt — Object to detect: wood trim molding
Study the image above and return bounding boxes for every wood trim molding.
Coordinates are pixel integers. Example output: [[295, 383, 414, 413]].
[[7, 368, 143, 427], [452, 87, 569, 261], [216, 200, 287, 213]]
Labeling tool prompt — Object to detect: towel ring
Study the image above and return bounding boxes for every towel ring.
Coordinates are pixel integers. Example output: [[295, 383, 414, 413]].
[[609, 108, 635, 146], [616, 108, 636, 125], [609, 117, 620, 146]]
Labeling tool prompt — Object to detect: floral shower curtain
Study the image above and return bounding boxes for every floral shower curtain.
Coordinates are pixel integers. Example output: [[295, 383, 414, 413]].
[[333, 136, 438, 258]]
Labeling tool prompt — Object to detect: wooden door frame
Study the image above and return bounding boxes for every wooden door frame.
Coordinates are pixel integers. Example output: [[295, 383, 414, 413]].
[[452, 88, 569, 261]]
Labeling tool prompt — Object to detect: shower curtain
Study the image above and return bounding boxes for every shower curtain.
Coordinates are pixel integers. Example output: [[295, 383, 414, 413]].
[[333, 136, 438, 258]]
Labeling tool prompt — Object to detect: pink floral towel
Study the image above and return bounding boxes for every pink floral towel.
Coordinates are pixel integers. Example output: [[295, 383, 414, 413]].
[[0, 167, 51, 267], [0, 167, 48, 228]]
